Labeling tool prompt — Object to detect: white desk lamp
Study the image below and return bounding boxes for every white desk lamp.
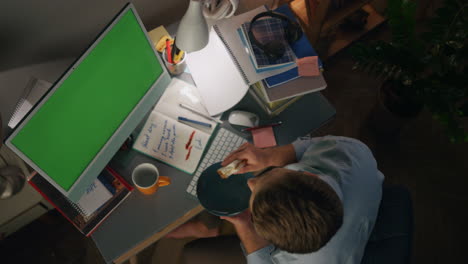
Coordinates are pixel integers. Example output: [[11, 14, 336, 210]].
[[176, 0, 239, 52], [176, 0, 209, 52], [176, 0, 245, 116]]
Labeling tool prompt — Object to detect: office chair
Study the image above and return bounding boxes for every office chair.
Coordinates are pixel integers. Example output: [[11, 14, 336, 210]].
[[360, 184, 414, 264]]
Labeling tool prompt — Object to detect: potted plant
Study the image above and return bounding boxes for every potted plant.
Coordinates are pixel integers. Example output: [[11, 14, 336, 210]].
[[350, 0, 467, 142]]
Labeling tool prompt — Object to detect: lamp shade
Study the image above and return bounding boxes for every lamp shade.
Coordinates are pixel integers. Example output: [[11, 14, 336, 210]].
[[176, 0, 209, 52]]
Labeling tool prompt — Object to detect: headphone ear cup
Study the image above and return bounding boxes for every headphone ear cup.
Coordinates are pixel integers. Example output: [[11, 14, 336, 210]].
[[264, 41, 286, 60], [285, 22, 303, 43]]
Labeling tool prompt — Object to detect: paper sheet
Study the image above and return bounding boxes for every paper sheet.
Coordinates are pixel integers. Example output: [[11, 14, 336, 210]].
[[185, 29, 249, 116]]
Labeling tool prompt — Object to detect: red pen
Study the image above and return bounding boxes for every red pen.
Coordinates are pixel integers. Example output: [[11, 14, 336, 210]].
[[242, 121, 283, 132], [166, 39, 173, 63]]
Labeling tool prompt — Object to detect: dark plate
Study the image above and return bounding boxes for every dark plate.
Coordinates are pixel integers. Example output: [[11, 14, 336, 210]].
[[196, 162, 254, 216]]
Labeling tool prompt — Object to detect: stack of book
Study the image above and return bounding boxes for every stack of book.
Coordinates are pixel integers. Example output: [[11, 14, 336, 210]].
[[29, 166, 133, 236], [238, 5, 327, 116], [250, 80, 303, 116]]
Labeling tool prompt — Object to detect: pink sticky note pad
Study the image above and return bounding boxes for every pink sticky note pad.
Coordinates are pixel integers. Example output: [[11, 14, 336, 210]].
[[297, 56, 320, 77], [251, 127, 277, 148]]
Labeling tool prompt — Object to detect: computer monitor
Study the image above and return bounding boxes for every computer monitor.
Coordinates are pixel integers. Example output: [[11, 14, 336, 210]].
[[5, 3, 171, 202]]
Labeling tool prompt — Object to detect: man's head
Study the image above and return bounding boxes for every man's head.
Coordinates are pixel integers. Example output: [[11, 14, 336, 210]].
[[248, 167, 343, 254]]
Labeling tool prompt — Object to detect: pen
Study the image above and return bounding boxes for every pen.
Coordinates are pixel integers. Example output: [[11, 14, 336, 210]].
[[179, 103, 223, 124], [166, 39, 173, 63], [178, 116, 212, 128], [242, 121, 283, 132], [171, 37, 178, 62]]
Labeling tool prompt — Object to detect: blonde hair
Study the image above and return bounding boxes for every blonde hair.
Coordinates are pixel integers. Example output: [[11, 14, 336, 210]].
[[251, 170, 343, 253]]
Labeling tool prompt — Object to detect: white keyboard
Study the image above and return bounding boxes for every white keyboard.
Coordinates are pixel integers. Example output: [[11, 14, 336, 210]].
[[186, 128, 247, 197]]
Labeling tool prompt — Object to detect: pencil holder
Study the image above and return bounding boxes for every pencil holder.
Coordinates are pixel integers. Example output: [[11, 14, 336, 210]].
[[162, 49, 186, 76]]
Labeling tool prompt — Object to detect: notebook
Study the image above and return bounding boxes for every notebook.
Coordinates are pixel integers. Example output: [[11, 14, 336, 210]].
[[77, 178, 113, 217], [264, 74, 327, 102], [240, 19, 296, 71], [211, 5, 297, 84], [29, 166, 133, 236], [250, 81, 303, 117], [185, 6, 295, 116], [263, 4, 325, 88], [133, 78, 218, 174]]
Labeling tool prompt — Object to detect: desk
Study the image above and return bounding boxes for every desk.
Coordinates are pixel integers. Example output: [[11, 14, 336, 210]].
[[91, 17, 336, 264], [91, 70, 335, 263]]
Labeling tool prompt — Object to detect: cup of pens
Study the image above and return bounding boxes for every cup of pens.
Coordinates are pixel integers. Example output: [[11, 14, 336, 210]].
[[162, 45, 186, 76]]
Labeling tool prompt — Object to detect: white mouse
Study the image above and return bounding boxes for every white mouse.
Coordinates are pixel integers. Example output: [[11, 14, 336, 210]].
[[228, 110, 259, 127]]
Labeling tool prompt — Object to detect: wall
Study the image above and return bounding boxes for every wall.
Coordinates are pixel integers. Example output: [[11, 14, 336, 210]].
[[0, 0, 188, 72]]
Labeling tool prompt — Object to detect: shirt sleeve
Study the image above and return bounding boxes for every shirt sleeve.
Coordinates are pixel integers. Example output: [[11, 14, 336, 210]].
[[292, 136, 323, 160], [240, 244, 276, 264]]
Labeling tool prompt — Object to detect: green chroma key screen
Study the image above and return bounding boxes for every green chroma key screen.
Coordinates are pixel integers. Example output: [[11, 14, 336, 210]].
[[11, 9, 163, 191]]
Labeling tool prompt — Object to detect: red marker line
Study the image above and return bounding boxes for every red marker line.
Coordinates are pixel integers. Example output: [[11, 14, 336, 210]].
[[186, 131, 195, 149], [185, 146, 193, 160]]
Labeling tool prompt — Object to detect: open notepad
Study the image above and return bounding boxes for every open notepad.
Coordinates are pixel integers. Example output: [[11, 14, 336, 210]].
[[133, 78, 218, 174]]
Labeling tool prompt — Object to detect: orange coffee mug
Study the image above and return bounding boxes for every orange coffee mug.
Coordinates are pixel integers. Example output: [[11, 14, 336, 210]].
[[131, 163, 171, 195]]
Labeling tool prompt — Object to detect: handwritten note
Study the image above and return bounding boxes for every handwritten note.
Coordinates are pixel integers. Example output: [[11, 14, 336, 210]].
[[77, 179, 112, 217], [134, 112, 211, 173]]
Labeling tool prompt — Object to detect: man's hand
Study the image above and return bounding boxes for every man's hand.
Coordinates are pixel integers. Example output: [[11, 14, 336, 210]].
[[222, 143, 297, 174], [165, 220, 219, 239], [221, 209, 254, 231], [222, 143, 272, 174], [221, 210, 270, 254]]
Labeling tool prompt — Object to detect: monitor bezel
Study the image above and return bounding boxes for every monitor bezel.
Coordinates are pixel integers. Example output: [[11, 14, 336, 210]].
[[5, 3, 171, 202]]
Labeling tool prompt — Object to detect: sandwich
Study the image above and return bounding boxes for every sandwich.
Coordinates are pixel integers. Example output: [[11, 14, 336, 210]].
[[217, 160, 246, 179]]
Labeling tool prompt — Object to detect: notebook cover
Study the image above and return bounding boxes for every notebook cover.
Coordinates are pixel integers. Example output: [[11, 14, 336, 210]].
[[236, 25, 296, 73], [241, 20, 296, 69]]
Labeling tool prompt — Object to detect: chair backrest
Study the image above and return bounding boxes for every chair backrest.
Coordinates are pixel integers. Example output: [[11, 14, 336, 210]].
[[361, 185, 414, 264]]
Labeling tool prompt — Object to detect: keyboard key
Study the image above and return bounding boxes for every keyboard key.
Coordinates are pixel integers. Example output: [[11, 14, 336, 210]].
[[186, 128, 247, 197]]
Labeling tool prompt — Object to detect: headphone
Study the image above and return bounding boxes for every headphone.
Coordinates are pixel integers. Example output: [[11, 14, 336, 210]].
[[203, 0, 239, 20], [248, 11, 302, 62]]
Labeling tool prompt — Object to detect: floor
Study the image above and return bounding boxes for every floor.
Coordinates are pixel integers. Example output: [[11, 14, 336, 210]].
[[1, 23, 467, 264]]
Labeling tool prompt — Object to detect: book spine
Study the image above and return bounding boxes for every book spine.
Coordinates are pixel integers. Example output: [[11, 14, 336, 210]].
[[106, 166, 133, 191], [213, 25, 250, 84], [271, 95, 303, 116], [248, 89, 272, 116]]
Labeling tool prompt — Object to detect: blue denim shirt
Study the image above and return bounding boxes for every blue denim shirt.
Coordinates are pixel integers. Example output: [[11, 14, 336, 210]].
[[245, 136, 384, 264]]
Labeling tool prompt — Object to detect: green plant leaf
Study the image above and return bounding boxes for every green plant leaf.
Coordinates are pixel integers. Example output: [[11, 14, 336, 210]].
[[349, 0, 467, 143]]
